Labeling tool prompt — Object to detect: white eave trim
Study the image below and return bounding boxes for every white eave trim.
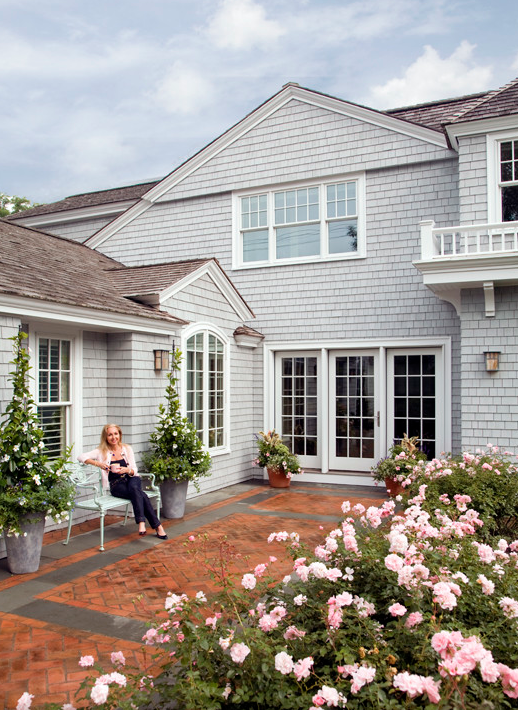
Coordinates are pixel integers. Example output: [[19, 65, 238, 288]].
[[159, 261, 254, 322], [13, 200, 139, 228], [85, 85, 449, 249], [445, 115, 518, 150], [0, 294, 182, 335]]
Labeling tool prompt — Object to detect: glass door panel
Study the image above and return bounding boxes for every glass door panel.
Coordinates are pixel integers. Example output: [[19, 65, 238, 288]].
[[329, 351, 379, 471], [387, 349, 442, 460], [275, 352, 320, 469]]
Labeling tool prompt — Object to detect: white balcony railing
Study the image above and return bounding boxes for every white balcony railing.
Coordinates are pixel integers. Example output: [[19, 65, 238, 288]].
[[420, 220, 518, 261]]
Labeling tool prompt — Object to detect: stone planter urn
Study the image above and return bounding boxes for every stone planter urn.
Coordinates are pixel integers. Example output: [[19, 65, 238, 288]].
[[267, 467, 291, 489], [4, 511, 46, 574], [160, 479, 189, 518]]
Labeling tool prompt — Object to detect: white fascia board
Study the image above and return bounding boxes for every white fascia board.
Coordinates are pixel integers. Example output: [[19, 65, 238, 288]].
[[446, 115, 518, 150], [264, 336, 450, 352], [84, 86, 449, 249], [414, 255, 518, 287], [159, 261, 254, 322], [15, 201, 138, 228], [0, 294, 181, 335]]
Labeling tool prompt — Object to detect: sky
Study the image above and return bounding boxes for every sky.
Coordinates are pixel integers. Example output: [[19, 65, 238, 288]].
[[1, 0, 518, 205]]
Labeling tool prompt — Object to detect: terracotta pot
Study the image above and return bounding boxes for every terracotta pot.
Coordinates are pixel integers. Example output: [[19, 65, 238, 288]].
[[384, 477, 404, 497], [267, 467, 291, 488]]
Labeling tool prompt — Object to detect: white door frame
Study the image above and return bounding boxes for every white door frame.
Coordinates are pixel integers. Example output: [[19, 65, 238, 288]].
[[264, 337, 451, 477]]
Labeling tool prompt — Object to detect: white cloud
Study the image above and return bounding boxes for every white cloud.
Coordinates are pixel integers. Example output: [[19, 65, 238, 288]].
[[151, 61, 215, 114], [0, 28, 155, 80], [206, 0, 284, 50], [368, 41, 493, 109]]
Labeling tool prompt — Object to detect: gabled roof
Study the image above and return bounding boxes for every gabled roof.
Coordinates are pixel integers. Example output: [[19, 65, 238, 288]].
[[106, 258, 255, 321], [6, 180, 160, 222], [84, 82, 451, 249], [0, 219, 185, 327]]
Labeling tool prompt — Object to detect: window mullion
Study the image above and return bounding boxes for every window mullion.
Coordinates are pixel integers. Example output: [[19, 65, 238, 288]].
[[203, 334, 209, 448], [320, 185, 328, 258]]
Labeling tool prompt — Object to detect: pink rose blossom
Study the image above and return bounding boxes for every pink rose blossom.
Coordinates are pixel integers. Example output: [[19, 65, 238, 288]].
[[254, 563, 267, 577], [294, 656, 314, 680], [388, 602, 407, 617], [16, 693, 34, 710], [241, 573, 257, 590], [90, 684, 109, 705], [477, 574, 495, 595], [499, 596, 518, 618], [498, 664, 518, 698], [405, 611, 423, 628], [79, 655, 95, 667], [229, 642, 250, 664], [275, 651, 294, 675], [283, 625, 306, 640], [110, 651, 126, 666]]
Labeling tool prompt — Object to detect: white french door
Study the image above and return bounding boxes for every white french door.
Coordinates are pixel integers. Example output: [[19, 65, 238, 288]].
[[387, 348, 443, 460], [275, 352, 321, 469], [329, 351, 379, 471], [271, 344, 447, 476]]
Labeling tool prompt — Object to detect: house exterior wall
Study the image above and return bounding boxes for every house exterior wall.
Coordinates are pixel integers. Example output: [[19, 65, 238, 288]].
[[460, 285, 518, 449], [457, 134, 488, 225], [164, 274, 262, 492], [37, 216, 115, 243], [96, 136, 463, 458]]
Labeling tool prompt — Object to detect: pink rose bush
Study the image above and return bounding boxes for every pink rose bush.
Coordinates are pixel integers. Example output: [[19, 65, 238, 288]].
[[35, 446, 518, 709]]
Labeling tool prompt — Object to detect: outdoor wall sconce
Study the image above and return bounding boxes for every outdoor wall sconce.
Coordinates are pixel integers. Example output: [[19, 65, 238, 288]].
[[154, 350, 170, 372], [484, 351, 500, 372]]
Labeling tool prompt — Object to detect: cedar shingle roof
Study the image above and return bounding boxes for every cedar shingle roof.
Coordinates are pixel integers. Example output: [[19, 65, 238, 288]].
[[445, 76, 518, 123], [106, 259, 213, 297], [0, 219, 186, 325], [386, 92, 490, 132], [6, 180, 160, 221]]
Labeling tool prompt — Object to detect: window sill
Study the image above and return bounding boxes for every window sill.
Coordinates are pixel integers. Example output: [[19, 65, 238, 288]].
[[233, 252, 366, 270]]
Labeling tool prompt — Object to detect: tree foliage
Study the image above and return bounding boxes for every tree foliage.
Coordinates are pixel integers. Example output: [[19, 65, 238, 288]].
[[0, 192, 40, 217]]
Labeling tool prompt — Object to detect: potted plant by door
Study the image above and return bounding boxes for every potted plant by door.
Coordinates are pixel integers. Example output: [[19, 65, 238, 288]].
[[254, 430, 303, 488], [144, 350, 211, 518], [370, 434, 426, 497], [0, 332, 74, 573]]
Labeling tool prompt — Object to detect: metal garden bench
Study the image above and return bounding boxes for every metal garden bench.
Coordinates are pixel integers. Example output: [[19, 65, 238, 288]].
[[63, 463, 161, 551]]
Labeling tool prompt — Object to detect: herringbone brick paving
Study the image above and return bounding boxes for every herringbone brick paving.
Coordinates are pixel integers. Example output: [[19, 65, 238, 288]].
[[0, 483, 387, 709]]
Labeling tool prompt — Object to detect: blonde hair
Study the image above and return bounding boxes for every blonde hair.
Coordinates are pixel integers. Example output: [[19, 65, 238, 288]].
[[99, 423, 123, 454]]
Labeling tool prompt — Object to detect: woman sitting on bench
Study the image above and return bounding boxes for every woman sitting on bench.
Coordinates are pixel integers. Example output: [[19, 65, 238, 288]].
[[78, 423, 167, 539]]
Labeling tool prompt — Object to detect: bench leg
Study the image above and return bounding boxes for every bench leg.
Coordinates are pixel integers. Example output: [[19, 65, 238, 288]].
[[63, 510, 74, 545], [99, 511, 105, 551]]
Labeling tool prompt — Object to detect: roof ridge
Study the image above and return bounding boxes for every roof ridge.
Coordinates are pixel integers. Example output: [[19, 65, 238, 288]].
[[386, 91, 488, 114]]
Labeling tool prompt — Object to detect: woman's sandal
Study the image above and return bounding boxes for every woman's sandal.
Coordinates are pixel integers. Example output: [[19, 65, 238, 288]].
[[139, 530, 147, 536], [155, 529, 168, 540]]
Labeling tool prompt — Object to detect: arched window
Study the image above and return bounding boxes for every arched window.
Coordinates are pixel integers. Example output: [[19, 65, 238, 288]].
[[186, 331, 226, 449]]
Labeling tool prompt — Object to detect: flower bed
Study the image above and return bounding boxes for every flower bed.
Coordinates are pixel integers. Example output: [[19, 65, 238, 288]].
[[35, 447, 518, 710]]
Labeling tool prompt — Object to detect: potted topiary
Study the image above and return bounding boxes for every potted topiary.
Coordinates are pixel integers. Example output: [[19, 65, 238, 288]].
[[144, 349, 211, 518], [254, 430, 303, 488], [371, 434, 426, 497], [0, 331, 74, 573]]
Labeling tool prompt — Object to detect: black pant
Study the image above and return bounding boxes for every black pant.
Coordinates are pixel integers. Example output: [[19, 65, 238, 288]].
[[110, 475, 160, 529]]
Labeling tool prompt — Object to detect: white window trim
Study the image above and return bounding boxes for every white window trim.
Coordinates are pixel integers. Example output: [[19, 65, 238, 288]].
[[181, 323, 230, 456], [28, 329, 83, 458], [263, 337, 451, 475], [487, 130, 518, 223], [232, 174, 366, 269]]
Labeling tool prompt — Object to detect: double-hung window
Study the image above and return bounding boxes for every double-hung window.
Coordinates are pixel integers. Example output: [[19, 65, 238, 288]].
[[235, 175, 364, 267], [186, 331, 226, 450], [499, 139, 518, 221], [37, 337, 71, 458]]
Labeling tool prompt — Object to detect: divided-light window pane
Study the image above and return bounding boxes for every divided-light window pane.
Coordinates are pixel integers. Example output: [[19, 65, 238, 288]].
[[240, 179, 360, 264]]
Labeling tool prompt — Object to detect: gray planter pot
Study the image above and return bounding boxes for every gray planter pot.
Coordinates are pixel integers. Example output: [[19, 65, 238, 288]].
[[160, 479, 189, 519], [5, 511, 46, 574]]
